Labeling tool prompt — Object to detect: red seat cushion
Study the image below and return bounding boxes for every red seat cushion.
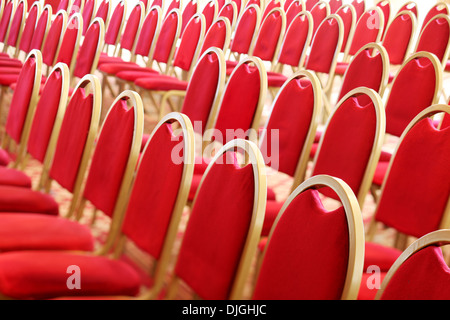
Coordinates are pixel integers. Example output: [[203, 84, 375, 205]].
[[134, 77, 188, 91], [0, 185, 59, 215], [364, 241, 402, 271], [98, 61, 141, 75], [0, 59, 22, 68], [267, 73, 288, 87], [334, 62, 349, 75], [0, 251, 142, 299], [0, 213, 94, 251], [372, 161, 390, 186], [0, 73, 20, 86], [115, 69, 159, 82], [358, 271, 387, 300], [0, 167, 32, 188], [445, 60, 450, 72], [0, 148, 12, 166]]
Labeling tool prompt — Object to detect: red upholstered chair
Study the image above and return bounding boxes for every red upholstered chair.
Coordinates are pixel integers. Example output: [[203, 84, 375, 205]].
[[311, 87, 385, 210], [253, 175, 365, 300], [40, 10, 67, 71], [188, 57, 267, 202], [165, 0, 181, 19], [132, 13, 205, 112], [166, 139, 267, 300], [225, 4, 261, 67], [218, 0, 237, 29], [100, 0, 126, 56], [71, 17, 105, 82], [98, 5, 162, 98], [148, 0, 164, 10], [0, 63, 70, 189], [309, 0, 330, 37], [245, 0, 262, 9], [413, 14, 450, 67], [0, 75, 101, 217], [94, 0, 111, 28], [266, 11, 313, 88], [381, 10, 417, 70], [328, 0, 342, 14], [262, 0, 281, 22], [335, 4, 357, 58], [375, 230, 450, 300], [0, 50, 42, 167], [361, 105, 450, 300], [350, 0, 365, 21], [0, 96, 199, 301], [180, 0, 198, 37], [336, 7, 384, 75], [376, 0, 390, 29], [56, 0, 70, 12], [305, 0, 318, 11], [81, 0, 97, 35], [397, 0, 418, 19], [202, 0, 218, 31], [0, 1, 15, 49], [259, 71, 323, 236], [198, 16, 231, 56], [421, 2, 449, 33], [0, 0, 26, 59], [69, 0, 85, 17], [285, 0, 303, 27]]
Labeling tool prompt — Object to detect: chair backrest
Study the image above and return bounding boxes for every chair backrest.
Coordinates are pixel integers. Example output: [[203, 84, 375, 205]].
[[253, 175, 365, 300], [95, 0, 111, 28], [132, 5, 162, 64], [0, 0, 15, 43], [110, 112, 195, 300], [310, 1, 330, 36], [305, 14, 344, 92], [311, 87, 385, 207], [329, 0, 342, 13], [114, 2, 144, 58], [344, 7, 384, 61], [384, 52, 442, 137], [103, 0, 126, 48], [79, 90, 144, 221], [199, 16, 231, 56], [350, 0, 364, 21], [2, 50, 42, 163], [336, 4, 356, 54], [170, 13, 205, 80], [338, 42, 389, 103], [41, 9, 67, 67], [218, 0, 237, 28], [285, 0, 303, 27], [69, 0, 85, 17], [397, 0, 418, 19], [421, 2, 449, 32], [201, 0, 218, 31], [381, 10, 417, 66], [57, 0, 70, 11], [229, 3, 261, 57], [73, 17, 105, 79], [28, 4, 52, 52], [377, 230, 450, 300], [81, 0, 97, 35], [168, 139, 267, 300], [414, 14, 450, 66], [262, 0, 282, 22], [305, 0, 318, 10], [26, 63, 70, 174], [376, 0, 390, 28], [369, 105, 450, 241], [47, 75, 101, 214], [259, 71, 322, 187], [250, 7, 286, 67], [151, 8, 181, 73], [165, 0, 181, 18], [14, 1, 39, 56], [204, 57, 267, 150], [55, 12, 82, 72], [179, 47, 226, 138], [4, 0, 26, 52], [180, 0, 198, 37]]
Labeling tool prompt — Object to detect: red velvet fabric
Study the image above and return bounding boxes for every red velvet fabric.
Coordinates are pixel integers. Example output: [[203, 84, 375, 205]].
[[416, 17, 450, 63], [0, 1, 13, 42], [95, 0, 110, 23], [261, 200, 283, 236], [0, 251, 141, 299], [267, 73, 287, 87], [312, 95, 377, 200], [152, 10, 179, 64], [73, 21, 101, 78], [385, 57, 437, 137], [42, 13, 65, 66], [180, 1, 197, 36], [364, 241, 402, 271], [212, 62, 262, 145], [26, 69, 63, 163], [336, 5, 354, 53], [55, 15, 80, 67], [6, 1, 25, 48], [374, 118, 450, 238], [253, 189, 350, 300], [422, 4, 449, 32], [382, 13, 413, 65], [380, 246, 450, 300], [376, 0, 390, 29], [4, 57, 37, 144], [118, 4, 143, 52], [218, 2, 236, 26], [0, 185, 59, 215], [134, 7, 160, 57], [55, 0, 69, 11], [306, 17, 340, 74], [310, 2, 328, 36], [262, 0, 281, 21], [180, 51, 221, 135], [82, 99, 135, 218], [115, 69, 159, 82], [358, 271, 387, 300], [338, 47, 384, 101], [351, 0, 365, 21], [82, 0, 96, 34], [172, 15, 203, 71], [175, 152, 256, 300], [398, 2, 417, 18], [200, 19, 228, 55], [285, 1, 302, 27], [29, 6, 50, 52], [277, 13, 310, 67], [48, 89, 93, 193], [0, 167, 31, 188], [17, 3, 38, 53], [104, 1, 125, 46], [348, 9, 383, 56], [0, 212, 94, 251], [101, 63, 157, 75], [372, 161, 389, 186], [122, 123, 184, 260], [260, 77, 315, 176], [252, 9, 283, 62], [202, 0, 216, 30], [230, 5, 258, 55], [134, 77, 188, 91]]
